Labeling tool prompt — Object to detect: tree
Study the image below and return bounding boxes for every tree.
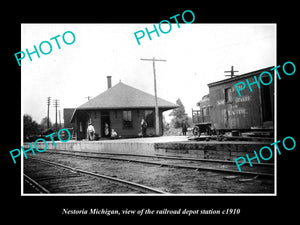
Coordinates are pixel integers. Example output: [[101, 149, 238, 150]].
[[169, 98, 186, 118], [162, 115, 170, 131], [40, 116, 52, 130], [24, 114, 40, 138], [169, 98, 191, 128]]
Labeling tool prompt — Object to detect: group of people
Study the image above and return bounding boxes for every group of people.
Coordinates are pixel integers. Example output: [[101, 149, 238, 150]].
[[87, 122, 117, 141], [87, 119, 149, 141], [87, 119, 188, 141]]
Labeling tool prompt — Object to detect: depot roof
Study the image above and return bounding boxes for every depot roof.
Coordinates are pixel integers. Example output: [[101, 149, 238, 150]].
[[70, 82, 178, 123]]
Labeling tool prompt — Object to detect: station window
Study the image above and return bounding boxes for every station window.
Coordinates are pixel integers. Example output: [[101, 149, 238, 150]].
[[123, 110, 132, 128], [145, 110, 155, 127], [225, 87, 233, 103]]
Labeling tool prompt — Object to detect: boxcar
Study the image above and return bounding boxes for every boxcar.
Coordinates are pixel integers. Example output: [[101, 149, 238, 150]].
[[192, 67, 274, 136]]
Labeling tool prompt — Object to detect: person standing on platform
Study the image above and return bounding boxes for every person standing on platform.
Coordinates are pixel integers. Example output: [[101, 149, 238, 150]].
[[182, 120, 187, 136], [87, 122, 95, 141], [141, 119, 147, 137], [104, 123, 110, 137]]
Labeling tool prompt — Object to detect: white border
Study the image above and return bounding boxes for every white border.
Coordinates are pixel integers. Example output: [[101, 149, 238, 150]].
[[21, 23, 277, 197]]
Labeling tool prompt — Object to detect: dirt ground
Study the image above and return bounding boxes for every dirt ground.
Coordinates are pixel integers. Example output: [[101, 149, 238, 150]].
[[24, 152, 274, 194]]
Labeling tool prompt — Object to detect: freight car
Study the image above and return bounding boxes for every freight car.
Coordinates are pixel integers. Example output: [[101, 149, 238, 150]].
[[192, 67, 274, 137]]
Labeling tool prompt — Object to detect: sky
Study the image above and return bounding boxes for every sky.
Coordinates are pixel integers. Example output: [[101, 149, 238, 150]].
[[21, 23, 276, 124]]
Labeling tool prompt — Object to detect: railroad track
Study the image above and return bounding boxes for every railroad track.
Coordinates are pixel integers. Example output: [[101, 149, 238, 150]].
[[24, 173, 50, 193], [24, 158, 168, 194], [43, 149, 274, 178]]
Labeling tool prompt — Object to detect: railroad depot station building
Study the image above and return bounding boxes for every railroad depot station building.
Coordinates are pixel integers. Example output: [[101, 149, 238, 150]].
[[65, 76, 178, 140]]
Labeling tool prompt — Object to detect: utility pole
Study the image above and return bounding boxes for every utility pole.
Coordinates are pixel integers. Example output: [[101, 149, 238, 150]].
[[85, 96, 93, 101], [141, 57, 167, 136], [224, 66, 239, 78], [59, 110, 61, 129], [53, 99, 60, 131], [46, 97, 51, 129]]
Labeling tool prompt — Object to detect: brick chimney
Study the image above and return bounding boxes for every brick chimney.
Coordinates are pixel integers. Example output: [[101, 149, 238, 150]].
[[107, 76, 112, 89]]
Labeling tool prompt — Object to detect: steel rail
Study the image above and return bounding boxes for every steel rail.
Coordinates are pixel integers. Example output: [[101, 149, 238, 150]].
[[24, 173, 51, 193], [43, 150, 274, 178], [27, 158, 168, 194], [47, 149, 274, 167]]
